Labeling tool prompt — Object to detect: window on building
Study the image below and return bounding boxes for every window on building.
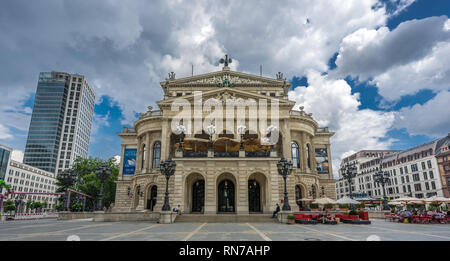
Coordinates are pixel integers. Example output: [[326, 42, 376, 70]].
[[421, 162, 426, 170], [141, 144, 146, 170], [427, 160, 432, 168], [291, 141, 300, 168], [413, 174, 420, 182], [414, 184, 422, 191], [423, 172, 428, 180], [429, 170, 434, 179], [431, 181, 436, 190], [152, 141, 161, 168]]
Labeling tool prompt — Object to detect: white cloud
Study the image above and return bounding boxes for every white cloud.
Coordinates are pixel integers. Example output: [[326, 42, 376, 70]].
[[288, 71, 395, 178], [0, 124, 13, 140], [395, 90, 450, 137], [11, 150, 24, 163], [113, 155, 121, 165], [372, 41, 450, 101], [334, 16, 450, 82]]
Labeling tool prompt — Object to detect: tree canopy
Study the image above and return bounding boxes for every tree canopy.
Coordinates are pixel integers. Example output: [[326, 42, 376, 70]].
[[56, 157, 119, 210]]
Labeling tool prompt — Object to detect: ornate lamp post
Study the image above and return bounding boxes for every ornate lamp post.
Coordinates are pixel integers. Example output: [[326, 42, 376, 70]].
[[277, 157, 293, 211], [340, 161, 358, 199], [237, 125, 246, 151], [206, 124, 216, 156], [340, 161, 357, 210], [160, 158, 176, 211], [59, 169, 77, 211], [175, 124, 186, 151], [95, 163, 112, 211], [375, 168, 391, 210]]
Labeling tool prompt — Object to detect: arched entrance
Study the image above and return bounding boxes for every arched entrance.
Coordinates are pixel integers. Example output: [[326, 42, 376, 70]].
[[184, 173, 205, 214], [192, 180, 205, 213], [146, 185, 157, 211], [218, 179, 235, 213], [295, 185, 303, 210], [248, 173, 268, 213], [248, 179, 261, 212]]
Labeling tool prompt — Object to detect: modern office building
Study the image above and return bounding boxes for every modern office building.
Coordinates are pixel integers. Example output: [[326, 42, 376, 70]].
[[0, 144, 12, 180], [23, 72, 95, 175], [3, 160, 58, 211]]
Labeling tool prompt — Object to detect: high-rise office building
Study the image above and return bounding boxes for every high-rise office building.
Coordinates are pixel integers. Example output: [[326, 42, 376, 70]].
[[23, 72, 95, 175], [0, 144, 12, 180]]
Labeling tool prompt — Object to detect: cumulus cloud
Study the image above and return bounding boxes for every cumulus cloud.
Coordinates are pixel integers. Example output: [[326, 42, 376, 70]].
[[333, 16, 450, 81], [289, 71, 395, 178], [11, 150, 24, 163], [372, 41, 450, 101], [0, 124, 13, 140], [395, 90, 450, 137]]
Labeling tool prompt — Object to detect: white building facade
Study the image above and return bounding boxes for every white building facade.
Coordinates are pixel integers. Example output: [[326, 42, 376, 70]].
[[3, 160, 58, 211], [336, 141, 444, 200]]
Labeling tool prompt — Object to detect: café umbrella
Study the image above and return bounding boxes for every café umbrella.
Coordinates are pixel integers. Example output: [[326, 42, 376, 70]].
[[312, 197, 337, 205], [336, 196, 359, 205], [390, 196, 424, 205]]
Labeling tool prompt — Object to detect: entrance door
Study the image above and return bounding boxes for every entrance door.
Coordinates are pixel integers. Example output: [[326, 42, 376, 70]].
[[295, 185, 303, 209], [192, 180, 205, 213], [218, 179, 235, 212], [248, 180, 261, 212], [146, 186, 157, 211]]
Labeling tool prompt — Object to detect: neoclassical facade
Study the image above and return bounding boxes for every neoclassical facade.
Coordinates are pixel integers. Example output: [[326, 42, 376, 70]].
[[113, 63, 336, 215]]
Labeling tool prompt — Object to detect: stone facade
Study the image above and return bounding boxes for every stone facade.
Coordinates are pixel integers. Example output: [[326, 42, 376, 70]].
[[113, 65, 335, 216]]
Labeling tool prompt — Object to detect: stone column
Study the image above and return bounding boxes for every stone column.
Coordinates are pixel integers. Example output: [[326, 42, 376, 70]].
[[119, 144, 125, 179], [326, 144, 333, 179], [300, 133, 308, 172], [281, 119, 291, 159], [144, 132, 150, 173], [309, 136, 316, 173], [136, 136, 142, 174], [204, 161, 216, 214], [237, 161, 248, 214], [161, 118, 170, 161]]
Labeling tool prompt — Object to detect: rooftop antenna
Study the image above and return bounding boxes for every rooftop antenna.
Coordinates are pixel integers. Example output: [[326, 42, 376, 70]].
[[191, 64, 194, 76], [260, 65, 262, 76]]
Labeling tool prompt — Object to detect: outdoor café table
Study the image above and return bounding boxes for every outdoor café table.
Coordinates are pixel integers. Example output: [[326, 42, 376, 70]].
[[411, 215, 420, 223], [310, 214, 319, 220]]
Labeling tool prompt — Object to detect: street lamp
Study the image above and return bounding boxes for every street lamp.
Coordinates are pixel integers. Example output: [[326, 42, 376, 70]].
[[59, 169, 77, 211], [160, 158, 176, 211], [175, 124, 186, 151], [277, 157, 293, 211], [375, 168, 391, 210], [206, 125, 216, 151], [237, 125, 246, 151], [95, 163, 112, 211], [340, 161, 357, 199]]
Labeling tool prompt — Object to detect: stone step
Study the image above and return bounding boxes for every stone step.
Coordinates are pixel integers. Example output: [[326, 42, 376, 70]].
[[174, 214, 277, 223]]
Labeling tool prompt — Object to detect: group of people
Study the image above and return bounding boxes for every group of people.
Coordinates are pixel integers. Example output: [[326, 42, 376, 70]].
[[394, 208, 449, 223]]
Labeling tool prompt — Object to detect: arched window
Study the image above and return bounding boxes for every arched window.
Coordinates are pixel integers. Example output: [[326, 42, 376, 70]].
[[291, 141, 300, 168], [141, 144, 146, 170], [306, 144, 311, 169], [152, 141, 161, 168]]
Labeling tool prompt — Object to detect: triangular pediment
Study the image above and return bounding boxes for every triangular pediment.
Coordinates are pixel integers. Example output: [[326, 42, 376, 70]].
[[160, 69, 290, 87], [157, 87, 295, 107]]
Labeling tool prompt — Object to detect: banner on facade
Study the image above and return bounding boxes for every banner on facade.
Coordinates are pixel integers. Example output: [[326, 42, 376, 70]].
[[123, 149, 137, 175], [315, 148, 329, 174]]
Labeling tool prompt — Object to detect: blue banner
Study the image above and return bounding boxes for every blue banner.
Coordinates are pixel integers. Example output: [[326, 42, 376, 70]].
[[123, 149, 137, 175]]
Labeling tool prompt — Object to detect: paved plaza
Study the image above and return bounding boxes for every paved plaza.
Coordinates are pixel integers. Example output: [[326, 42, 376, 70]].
[[0, 219, 450, 241]]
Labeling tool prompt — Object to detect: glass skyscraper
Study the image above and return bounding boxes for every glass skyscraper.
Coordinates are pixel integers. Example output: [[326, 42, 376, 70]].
[[0, 144, 12, 180], [23, 72, 95, 174]]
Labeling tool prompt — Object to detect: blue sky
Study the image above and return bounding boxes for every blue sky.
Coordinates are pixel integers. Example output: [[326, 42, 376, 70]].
[[0, 0, 449, 173]]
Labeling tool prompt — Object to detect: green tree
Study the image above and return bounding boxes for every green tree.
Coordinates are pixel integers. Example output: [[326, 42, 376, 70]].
[[3, 199, 15, 213], [62, 157, 119, 210]]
